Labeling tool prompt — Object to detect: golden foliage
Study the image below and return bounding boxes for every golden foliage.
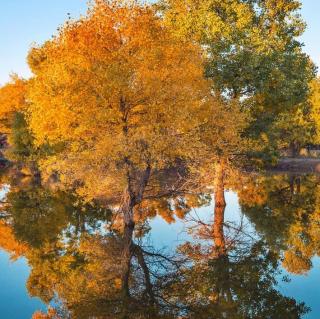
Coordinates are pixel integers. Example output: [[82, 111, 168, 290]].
[[27, 0, 210, 200], [0, 75, 27, 133]]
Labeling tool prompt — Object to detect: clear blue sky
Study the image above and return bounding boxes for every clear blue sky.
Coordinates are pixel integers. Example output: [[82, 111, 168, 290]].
[[0, 0, 319, 85]]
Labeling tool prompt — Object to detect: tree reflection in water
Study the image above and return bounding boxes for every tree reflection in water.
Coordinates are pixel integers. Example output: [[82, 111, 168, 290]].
[[0, 172, 316, 318], [239, 173, 320, 275]]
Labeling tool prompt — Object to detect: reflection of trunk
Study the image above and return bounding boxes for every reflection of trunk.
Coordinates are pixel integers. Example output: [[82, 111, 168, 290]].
[[134, 245, 155, 304], [214, 159, 226, 208], [212, 199, 233, 305], [121, 189, 135, 299], [213, 197, 226, 257], [120, 165, 151, 298]]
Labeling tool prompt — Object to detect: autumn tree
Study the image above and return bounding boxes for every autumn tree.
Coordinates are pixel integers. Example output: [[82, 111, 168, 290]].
[[27, 0, 209, 296], [0, 75, 27, 134], [272, 104, 315, 157], [161, 0, 315, 129], [0, 75, 44, 175], [0, 76, 33, 163], [161, 0, 315, 207], [27, 0, 208, 198]]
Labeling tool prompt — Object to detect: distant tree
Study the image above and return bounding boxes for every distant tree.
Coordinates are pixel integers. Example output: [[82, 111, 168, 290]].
[[0, 75, 27, 134], [272, 103, 315, 157], [310, 77, 320, 144], [0, 76, 43, 173]]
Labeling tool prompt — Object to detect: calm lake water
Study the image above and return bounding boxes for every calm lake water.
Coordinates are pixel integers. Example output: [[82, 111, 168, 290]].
[[0, 173, 319, 318]]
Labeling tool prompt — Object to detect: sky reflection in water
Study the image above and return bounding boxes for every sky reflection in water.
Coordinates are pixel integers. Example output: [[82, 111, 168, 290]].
[[0, 173, 319, 318]]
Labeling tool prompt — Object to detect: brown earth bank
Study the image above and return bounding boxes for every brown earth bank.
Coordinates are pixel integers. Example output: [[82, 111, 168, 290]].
[[271, 158, 320, 173]]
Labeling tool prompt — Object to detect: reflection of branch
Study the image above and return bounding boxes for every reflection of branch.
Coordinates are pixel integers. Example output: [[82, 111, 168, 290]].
[[144, 190, 200, 200], [140, 247, 185, 269], [185, 209, 255, 257], [133, 244, 155, 303], [144, 172, 204, 201]]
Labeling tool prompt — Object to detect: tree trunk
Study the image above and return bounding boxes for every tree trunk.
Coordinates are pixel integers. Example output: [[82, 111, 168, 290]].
[[214, 159, 226, 208]]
